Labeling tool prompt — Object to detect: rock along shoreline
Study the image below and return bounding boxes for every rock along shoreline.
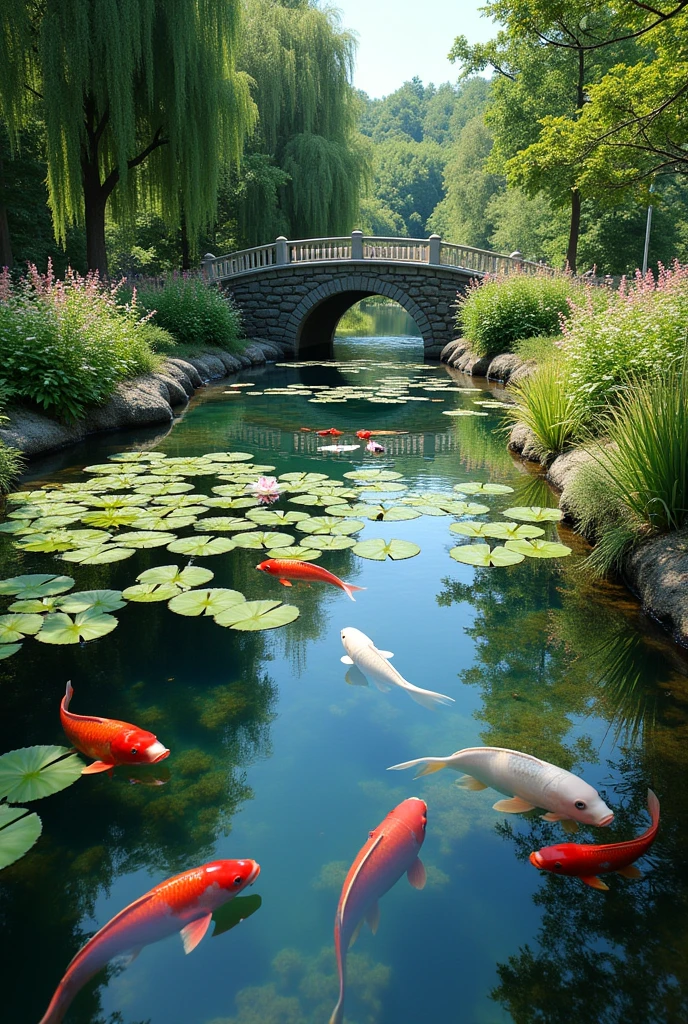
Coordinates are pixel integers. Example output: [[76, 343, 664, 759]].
[[439, 338, 688, 649], [0, 338, 284, 459]]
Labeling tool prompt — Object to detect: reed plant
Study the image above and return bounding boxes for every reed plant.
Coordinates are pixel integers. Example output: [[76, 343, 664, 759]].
[[506, 358, 586, 463], [566, 352, 688, 577]]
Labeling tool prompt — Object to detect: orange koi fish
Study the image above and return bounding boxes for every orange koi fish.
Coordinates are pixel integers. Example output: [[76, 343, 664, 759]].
[[317, 427, 343, 436], [38, 858, 260, 1024], [256, 559, 366, 601], [60, 681, 169, 775], [330, 798, 427, 1024], [530, 789, 660, 890], [356, 429, 372, 439]]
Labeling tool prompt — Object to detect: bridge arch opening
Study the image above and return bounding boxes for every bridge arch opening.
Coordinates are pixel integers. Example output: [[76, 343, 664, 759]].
[[333, 298, 423, 359], [293, 279, 432, 360]]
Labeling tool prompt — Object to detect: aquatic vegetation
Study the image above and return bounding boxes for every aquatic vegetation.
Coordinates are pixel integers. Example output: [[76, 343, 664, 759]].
[[459, 482, 515, 495], [214, 600, 300, 631], [502, 506, 563, 522], [168, 589, 246, 617], [506, 358, 586, 461], [450, 543, 525, 567], [0, 573, 74, 598], [352, 538, 421, 561], [505, 539, 572, 559], [36, 609, 119, 644]]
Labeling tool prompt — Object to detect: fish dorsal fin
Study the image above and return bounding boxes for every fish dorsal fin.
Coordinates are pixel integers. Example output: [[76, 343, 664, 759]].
[[407, 857, 426, 890], [180, 913, 213, 954], [340, 832, 384, 923], [366, 901, 380, 934], [376, 650, 394, 659], [493, 796, 535, 814]]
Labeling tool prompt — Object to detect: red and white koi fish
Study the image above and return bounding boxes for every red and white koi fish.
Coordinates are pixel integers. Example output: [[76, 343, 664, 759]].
[[60, 681, 169, 775], [38, 858, 260, 1024], [530, 789, 660, 890], [256, 559, 365, 601], [330, 798, 427, 1024]]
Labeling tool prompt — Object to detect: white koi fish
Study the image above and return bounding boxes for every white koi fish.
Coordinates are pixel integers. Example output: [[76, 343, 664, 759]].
[[387, 746, 614, 829], [340, 627, 455, 711]]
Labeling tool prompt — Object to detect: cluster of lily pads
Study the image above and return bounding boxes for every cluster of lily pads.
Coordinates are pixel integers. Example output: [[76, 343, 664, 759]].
[[0, 744, 84, 869], [223, 362, 510, 413]]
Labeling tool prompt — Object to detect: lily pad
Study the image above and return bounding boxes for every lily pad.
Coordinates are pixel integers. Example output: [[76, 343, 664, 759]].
[[202, 497, 259, 510], [36, 609, 119, 644], [56, 590, 126, 614], [214, 600, 299, 631], [117, 531, 177, 549], [307, 535, 356, 551], [61, 545, 135, 564], [137, 565, 215, 588], [502, 506, 563, 523], [134, 481, 195, 496], [442, 409, 488, 417], [449, 543, 525, 567], [345, 504, 421, 522], [441, 501, 490, 516], [245, 509, 310, 526], [14, 534, 82, 553], [296, 516, 365, 536], [167, 536, 236, 557], [0, 806, 42, 870], [0, 643, 22, 659], [0, 745, 84, 802], [122, 583, 182, 603], [449, 522, 497, 538], [108, 451, 167, 463], [353, 482, 406, 494], [194, 517, 257, 533], [480, 522, 546, 540], [0, 519, 33, 534], [504, 539, 572, 558], [343, 469, 403, 481], [210, 484, 247, 497], [232, 531, 295, 550], [80, 509, 146, 529], [167, 588, 246, 617], [457, 482, 515, 495], [87, 494, 150, 509], [352, 538, 420, 561], [0, 614, 44, 643], [289, 492, 349, 507], [265, 546, 322, 560], [129, 515, 198, 532], [0, 574, 75, 599], [406, 503, 449, 517]]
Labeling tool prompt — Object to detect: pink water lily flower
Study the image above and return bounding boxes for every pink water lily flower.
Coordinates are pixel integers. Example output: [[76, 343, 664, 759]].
[[245, 475, 285, 504], [366, 440, 385, 453]]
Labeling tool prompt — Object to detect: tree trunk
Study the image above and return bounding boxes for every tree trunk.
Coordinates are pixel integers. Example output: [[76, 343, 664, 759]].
[[83, 159, 109, 276], [566, 189, 581, 274], [0, 152, 13, 270]]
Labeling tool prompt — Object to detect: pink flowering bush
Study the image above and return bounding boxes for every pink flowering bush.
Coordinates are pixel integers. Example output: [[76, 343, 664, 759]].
[[561, 262, 688, 416], [0, 263, 169, 421]]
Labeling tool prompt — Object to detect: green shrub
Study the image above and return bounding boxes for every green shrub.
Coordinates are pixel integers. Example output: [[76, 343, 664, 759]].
[[0, 383, 24, 493], [562, 264, 688, 417], [513, 334, 560, 364], [136, 276, 243, 352], [457, 272, 591, 356], [506, 359, 586, 462], [0, 265, 161, 422], [566, 352, 688, 577]]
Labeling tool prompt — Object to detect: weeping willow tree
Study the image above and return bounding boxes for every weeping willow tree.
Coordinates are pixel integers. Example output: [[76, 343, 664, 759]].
[[0, 1, 256, 273], [237, 0, 370, 242]]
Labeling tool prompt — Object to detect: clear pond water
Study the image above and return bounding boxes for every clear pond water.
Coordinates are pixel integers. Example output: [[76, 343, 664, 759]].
[[1, 333, 688, 1024]]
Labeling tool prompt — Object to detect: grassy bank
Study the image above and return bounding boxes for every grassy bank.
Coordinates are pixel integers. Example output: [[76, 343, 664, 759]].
[[458, 266, 688, 579]]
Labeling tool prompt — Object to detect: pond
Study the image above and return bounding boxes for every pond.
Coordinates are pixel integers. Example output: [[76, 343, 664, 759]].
[[1, 331, 688, 1024]]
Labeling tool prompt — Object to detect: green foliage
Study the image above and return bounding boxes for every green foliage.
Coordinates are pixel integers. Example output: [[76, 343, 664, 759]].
[[0, 381, 23, 494], [562, 265, 688, 416], [512, 335, 560, 364], [566, 353, 688, 577], [457, 272, 587, 355], [135, 276, 242, 352], [0, 265, 160, 422], [506, 358, 586, 462]]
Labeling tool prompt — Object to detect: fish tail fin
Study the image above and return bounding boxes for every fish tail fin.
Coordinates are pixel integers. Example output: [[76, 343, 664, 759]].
[[647, 789, 660, 829], [63, 680, 73, 711], [341, 582, 366, 602], [329, 925, 346, 1024], [405, 684, 455, 711], [387, 757, 447, 778]]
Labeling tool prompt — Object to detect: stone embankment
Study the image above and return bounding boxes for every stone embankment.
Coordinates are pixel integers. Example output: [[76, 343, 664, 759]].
[[0, 338, 284, 459], [440, 338, 688, 648]]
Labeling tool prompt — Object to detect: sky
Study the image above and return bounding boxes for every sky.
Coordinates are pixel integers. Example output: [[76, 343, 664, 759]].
[[333, 0, 498, 98]]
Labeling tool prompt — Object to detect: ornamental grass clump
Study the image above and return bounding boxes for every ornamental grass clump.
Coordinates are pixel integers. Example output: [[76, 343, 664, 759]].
[[135, 275, 243, 352], [562, 262, 688, 418], [457, 271, 591, 357], [0, 264, 163, 422], [506, 358, 586, 463], [566, 352, 688, 578], [0, 383, 24, 494]]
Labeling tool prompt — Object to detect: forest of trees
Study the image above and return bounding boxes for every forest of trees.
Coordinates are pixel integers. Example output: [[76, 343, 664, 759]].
[[1, 0, 687, 277]]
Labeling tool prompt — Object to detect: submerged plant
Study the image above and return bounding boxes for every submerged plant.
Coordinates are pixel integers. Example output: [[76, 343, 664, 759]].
[[566, 353, 688, 577]]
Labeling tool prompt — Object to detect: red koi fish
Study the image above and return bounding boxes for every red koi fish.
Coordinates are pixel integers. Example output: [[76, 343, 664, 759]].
[[317, 427, 343, 436], [530, 789, 660, 890], [256, 559, 366, 601], [356, 429, 372, 439], [38, 858, 260, 1024], [330, 798, 427, 1024], [60, 681, 169, 775]]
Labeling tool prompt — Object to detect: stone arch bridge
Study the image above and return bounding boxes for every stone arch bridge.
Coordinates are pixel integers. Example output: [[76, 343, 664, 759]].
[[202, 233, 544, 360]]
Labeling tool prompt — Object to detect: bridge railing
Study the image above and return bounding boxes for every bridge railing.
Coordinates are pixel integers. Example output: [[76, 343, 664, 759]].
[[202, 232, 551, 281]]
